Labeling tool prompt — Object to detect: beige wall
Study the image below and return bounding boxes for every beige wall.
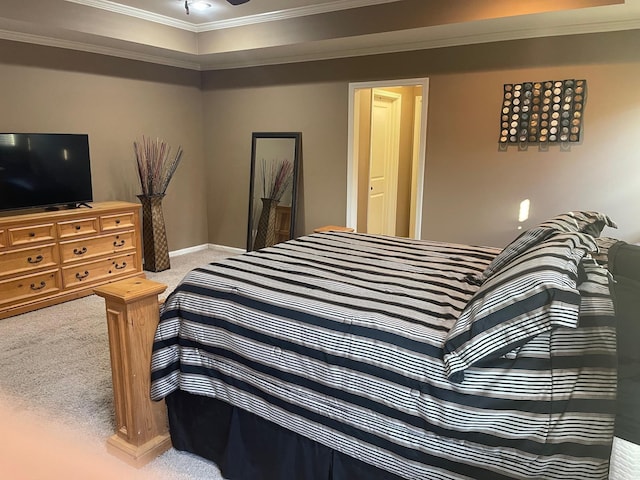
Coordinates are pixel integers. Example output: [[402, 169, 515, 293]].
[[2, 29, 639, 252], [201, 81, 349, 248], [0, 40, 209, 252], [203, 29, 640, 248], [423, 62, 640, 247]]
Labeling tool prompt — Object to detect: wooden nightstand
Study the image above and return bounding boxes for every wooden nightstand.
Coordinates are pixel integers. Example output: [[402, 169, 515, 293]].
[[313, 225, 355, 233]]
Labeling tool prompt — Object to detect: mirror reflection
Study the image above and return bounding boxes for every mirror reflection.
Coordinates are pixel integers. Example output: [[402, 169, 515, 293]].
[[247, 132, 301, 251]]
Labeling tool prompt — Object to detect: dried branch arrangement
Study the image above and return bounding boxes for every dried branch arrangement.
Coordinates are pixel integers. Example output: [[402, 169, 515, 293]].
[[261, 158, 293, 202], [134, 136, 184, 196]]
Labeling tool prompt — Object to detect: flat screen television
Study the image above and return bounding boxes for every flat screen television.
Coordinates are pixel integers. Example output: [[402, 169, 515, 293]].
[[0, 133, 93, 212]]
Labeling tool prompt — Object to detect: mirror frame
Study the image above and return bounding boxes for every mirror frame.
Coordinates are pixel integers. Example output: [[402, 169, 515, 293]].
[[247, 132, 302, 251]]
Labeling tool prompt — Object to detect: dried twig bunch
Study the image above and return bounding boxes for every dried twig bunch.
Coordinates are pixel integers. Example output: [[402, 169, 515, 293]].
[[261, 158, 293, 202], [134, 136, 183, 196]]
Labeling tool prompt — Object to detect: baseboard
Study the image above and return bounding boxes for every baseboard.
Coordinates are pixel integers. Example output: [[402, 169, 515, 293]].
[[169, 243, 246, 257], [169, 244, 209, 257]]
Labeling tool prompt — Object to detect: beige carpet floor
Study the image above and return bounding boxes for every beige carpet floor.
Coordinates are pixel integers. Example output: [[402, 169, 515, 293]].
[[0, 246, 240, 479]]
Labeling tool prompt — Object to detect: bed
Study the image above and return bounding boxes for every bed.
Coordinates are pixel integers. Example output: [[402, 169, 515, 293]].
[[149, 211, 639, 480]]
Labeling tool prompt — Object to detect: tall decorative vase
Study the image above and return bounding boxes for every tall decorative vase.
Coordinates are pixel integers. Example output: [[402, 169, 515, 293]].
[[253, 198, 279, 250], [137, 194, 170, 272]]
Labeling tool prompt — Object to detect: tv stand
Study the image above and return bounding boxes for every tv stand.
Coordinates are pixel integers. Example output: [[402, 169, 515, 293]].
[[0, 201, 143, 320], [66, 202, 93, 209]]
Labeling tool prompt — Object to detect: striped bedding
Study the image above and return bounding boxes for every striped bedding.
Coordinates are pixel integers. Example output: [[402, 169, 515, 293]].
[[151, 230, 617, 480]]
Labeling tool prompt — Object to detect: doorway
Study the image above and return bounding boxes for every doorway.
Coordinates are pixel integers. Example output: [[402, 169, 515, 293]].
[[347, 78, 429, 239]]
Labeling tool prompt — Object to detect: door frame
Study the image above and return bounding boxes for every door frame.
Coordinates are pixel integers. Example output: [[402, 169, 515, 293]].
[[347, 77, 429, 239]]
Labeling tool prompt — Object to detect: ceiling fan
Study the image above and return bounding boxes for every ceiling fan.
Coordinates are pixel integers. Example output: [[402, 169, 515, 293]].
[[184, 0, 249, 15]]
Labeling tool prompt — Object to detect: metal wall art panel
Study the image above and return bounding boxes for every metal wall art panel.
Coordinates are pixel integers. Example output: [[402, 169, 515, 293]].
[[499, 79, 586, 144]]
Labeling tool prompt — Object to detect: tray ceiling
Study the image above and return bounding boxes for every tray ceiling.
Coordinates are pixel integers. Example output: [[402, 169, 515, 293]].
[[0, 0, 638, 70]]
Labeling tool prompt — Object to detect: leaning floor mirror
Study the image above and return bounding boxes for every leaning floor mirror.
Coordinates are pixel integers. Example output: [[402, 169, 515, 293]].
[[247, 132, 302, 251]]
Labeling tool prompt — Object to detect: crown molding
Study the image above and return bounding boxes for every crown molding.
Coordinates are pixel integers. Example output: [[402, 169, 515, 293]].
[[64, 0, 197, 30], [198, 16, 640, 70], [63, 0, 403, 32], [0, 28, 202, 70]]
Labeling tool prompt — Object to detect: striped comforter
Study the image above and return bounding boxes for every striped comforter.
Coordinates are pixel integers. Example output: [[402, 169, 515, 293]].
[[151, 231, 617, 480]]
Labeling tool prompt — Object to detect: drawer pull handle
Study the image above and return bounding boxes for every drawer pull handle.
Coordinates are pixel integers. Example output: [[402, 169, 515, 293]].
[[75, 225, 81, 230], [73, 247, 87, 256], [27, 255, 44, 264], [113, 239, 125, 248], [114, 261, 127, 270], [29, 232, 36, 238], [75, 271, 90, 281], [30, 281, 46, 291], [115, 219, 121, 224]]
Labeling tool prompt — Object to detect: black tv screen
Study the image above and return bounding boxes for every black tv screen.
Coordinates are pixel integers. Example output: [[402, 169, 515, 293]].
[[0, 133, 93, 212]]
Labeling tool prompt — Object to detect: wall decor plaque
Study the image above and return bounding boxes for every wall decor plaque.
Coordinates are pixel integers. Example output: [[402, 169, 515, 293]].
[[499, 79, 586, 144]]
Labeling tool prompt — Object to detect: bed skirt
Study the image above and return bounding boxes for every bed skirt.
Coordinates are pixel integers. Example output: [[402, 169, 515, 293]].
[[165, 390, 404, 480], [166, 389, 640, 480]]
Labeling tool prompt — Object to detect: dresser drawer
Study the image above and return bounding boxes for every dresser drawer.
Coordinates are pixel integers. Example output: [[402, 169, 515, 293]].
[[0, 269, 61, 306], [58, 217, 99, 239], [61, 253, 137, 289], [0, 229, 5, 249], [8, 223, 56, 246], [0, 244, 58, 277], [59, 231, 135, 263], [101, 212, 135, 232]]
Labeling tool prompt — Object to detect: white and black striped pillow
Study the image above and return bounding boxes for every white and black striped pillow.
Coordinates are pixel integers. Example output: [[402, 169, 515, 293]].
[[475, 211, 616, 283], [443, 231, 598, 383], [540, 210, 617, 236]]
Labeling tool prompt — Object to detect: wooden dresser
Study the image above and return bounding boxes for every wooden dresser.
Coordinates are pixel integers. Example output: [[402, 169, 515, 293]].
[[0, 201, 143, 320]]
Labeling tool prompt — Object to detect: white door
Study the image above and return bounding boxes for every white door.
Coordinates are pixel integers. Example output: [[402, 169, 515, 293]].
[[367, 89, 401, 235]]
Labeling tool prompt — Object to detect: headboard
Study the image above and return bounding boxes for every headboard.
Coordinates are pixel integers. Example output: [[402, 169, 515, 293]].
[[608, 241, 640, 444]]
